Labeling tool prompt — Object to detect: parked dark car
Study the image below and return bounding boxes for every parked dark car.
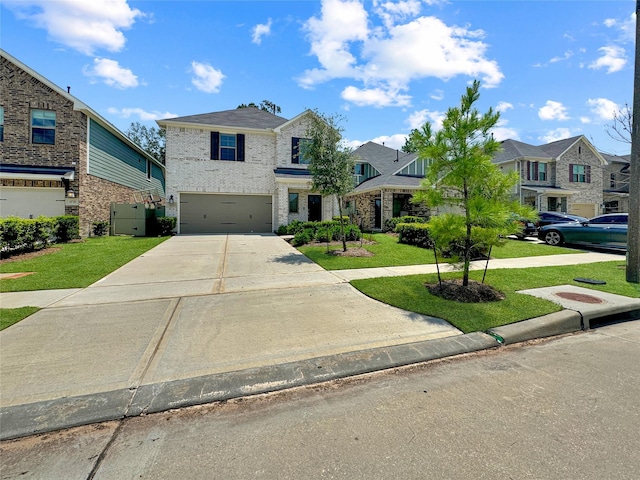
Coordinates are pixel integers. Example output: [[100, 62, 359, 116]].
[[538, 213, 628, 251], [514, 219, 537, 239], [535, 212, 588, 228]]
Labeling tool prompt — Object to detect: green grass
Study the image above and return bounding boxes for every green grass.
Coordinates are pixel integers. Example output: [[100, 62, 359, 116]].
[[0, 307, 40, 331], [298, 233, 582, 270], [0, 235, 169, 292], [351, 261, 638, 333]]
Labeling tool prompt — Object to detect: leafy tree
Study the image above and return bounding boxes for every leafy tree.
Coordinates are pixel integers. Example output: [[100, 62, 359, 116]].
[[125, 122, 166, 164], [411, 80, 536, 288], [237, 100, 282, 115], [303, 110, 355, 252]]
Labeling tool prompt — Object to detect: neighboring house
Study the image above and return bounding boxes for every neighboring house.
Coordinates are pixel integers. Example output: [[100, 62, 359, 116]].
[[346, 142, 430, 230], [0, 49, 166, 237], [492, 135, 606, 218], [601, 152, 630, 213], [157, 108, 340, 234]]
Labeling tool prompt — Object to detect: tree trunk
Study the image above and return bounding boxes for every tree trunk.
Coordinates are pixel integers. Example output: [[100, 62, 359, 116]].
[[338, 197, 347, 252]]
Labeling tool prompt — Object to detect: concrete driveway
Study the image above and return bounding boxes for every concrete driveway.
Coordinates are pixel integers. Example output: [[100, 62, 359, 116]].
[[0, 234, 460, 438]]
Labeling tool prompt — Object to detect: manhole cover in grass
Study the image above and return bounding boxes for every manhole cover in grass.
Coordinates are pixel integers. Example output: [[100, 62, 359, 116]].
[[554, 292, 604, 304]]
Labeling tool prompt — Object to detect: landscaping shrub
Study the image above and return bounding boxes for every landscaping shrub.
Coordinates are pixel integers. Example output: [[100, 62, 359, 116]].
[[343, 224, 362, 241], [0, 217, 26, 252], [55, 216, 80, 242], [92, 220, 110, 236], [383, 215, 426, 233], [0, 216, 56, 255], [396, 223, 432, 248], [276, 224, 288, 235], [151, 216, 177, 236], [292, 230, 312, 246]]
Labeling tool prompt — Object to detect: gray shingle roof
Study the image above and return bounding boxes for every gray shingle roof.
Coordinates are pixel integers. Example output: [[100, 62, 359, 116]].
[[351, 142, 421, 192], [161, 107, 289, 130]]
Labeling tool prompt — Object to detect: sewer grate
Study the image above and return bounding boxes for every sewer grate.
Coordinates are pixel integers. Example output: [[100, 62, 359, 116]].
[[554, 292, 604, 304]]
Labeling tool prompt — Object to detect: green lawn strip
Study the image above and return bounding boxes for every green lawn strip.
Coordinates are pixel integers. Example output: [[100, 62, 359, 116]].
[[0, 307, 39, 331], [350, 261, 636, 334], [0, 235, 169, 292], [298, 234, 582, 270]]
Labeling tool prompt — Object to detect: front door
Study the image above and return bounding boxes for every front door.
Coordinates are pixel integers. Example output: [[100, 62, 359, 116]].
[[374, 198, 381, 229], [308, 195, 322, 222]]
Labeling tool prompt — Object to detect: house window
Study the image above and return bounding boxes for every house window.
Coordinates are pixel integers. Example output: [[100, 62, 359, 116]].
[[570, 164, 590, 183], [538, 163, 547, 181], [289, 193, 299, 213], [292, 137, 311, 164], [31, 109, 56, 144], [354, 163, 364, 175], [610, 173, 616, 188], [0, 107, 4, 142], [210, 132, 245, 161]]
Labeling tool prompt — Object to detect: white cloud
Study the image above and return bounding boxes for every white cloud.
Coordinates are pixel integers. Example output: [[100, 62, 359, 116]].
[[491, 120, 519, 142], [587, 97, 619, 121], [430, 89, 444, 101], [83, 58, 138, 88], [341, 85, 411, 107], [252, 18, 272, 45], [540, 128, 575, 143], [549, 50, 573, 64], [406, 109, 445, 131], [580, 117, 592, 124], [4, 0, 143, 55], [369, 133, 408, 150], [299, 0, 503, 107], [589, 46, 627, 73], [604, 12, 636, 43], [190, 61, 225, 93], [107, 107, 178, 121], [538, 100, 570, 121], [496, 101, 513, 113]]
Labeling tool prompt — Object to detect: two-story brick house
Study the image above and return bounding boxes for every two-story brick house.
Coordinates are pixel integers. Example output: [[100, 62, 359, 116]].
[[0, 49, 166, 236], [601, 152, 630, 213], [157, 108, 339, 234], [492, 135, 606, 218]]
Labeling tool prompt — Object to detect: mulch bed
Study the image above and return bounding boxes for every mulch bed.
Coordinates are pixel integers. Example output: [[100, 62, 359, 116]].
[[0, 247, 61, 264], [328, 247, 374, 257], [426, 279, 505, 303]]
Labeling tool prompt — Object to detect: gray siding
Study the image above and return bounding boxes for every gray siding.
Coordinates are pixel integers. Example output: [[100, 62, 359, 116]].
[[88, 119, 165, 194]]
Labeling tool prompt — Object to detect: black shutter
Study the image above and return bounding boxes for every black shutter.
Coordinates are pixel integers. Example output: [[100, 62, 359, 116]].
[[586, 165, 591, 183], [533, 162, 539, 181], [237, 134, 245, 161], [292, 137, 300, 164], [526, 161, 531, 180], [569, 163, 574, 182], [211, 132, 219, 160]]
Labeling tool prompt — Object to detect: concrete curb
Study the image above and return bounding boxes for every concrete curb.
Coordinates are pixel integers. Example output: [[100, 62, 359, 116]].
[[0, 332, 497, 441], [487, 310, 584, 345]]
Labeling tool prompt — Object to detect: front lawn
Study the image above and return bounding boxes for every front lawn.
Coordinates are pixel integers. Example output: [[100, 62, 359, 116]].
[[0, 235, 169, 292], [351, 261, 638, 333], [297, 233, 582, 270]]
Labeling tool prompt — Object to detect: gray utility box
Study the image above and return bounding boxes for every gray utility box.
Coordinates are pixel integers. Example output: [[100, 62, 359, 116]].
[[110, 203, 165, 236]]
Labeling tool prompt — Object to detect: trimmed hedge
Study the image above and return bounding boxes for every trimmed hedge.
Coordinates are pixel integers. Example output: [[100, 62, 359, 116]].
[[383, 215, 426, 233], [0, 215, 79, 255], [396, 223, 432, 248], [279, 219, 362, 246]]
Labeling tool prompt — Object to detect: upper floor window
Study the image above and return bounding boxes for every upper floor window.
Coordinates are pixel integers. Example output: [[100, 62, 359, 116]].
[[610, 173, 616, 188], [211, 132, 245, 161], [526, 161, 547, 181], [569, 163, 590, 183], [292, 137, 311, 164], [31, 109, 56, 144], [0, 107, 4, 142], [354, 163, 364, 175]]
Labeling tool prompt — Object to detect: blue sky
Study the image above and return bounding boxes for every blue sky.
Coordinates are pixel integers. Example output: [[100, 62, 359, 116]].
[[1, 0, 635, 155]]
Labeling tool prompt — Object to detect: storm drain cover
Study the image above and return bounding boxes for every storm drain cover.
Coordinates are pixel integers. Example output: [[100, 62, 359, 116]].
[[554, 292, 604, 304]]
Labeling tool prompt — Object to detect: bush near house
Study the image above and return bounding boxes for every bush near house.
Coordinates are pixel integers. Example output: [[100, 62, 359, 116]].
[[278, 220, 362, 246], [1, 216, 80, 256], [383, 215, 426, 233], [92, 220, 110, 236], [396, 223, 432, 248]]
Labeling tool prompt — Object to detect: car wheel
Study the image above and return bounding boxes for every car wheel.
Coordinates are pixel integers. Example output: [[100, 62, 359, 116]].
[[544, 230, 563, 246]]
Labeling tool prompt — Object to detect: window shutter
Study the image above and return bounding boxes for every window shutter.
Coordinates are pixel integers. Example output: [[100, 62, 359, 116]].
[[534, 162, 539, 181], [586, 165, 591, 183], [526, 161, 531, 180], [211, 132, 219, 160], [237, 134, 245, 161], [569, 163, 574, 182], [292, 137, 300, 164]]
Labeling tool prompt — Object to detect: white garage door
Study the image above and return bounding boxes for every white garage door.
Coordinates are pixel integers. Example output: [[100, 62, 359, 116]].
[[0, 187, 66, 218], [180, 193, 273, 234]]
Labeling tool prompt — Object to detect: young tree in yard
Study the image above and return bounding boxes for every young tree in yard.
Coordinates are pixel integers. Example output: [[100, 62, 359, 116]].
[[303, 110, 355, 252], [411, 80, 536, 290], [125, 122, 166, 164]]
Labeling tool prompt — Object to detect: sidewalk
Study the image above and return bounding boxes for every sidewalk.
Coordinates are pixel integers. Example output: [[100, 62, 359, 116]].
[[1, 237, 638, 441]]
